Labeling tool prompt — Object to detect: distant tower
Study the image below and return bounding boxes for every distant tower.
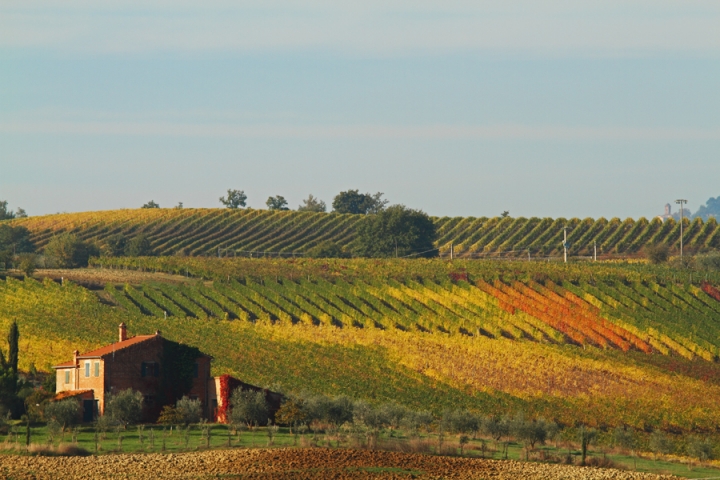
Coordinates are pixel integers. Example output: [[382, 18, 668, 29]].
[[658, 203, 673, 222]]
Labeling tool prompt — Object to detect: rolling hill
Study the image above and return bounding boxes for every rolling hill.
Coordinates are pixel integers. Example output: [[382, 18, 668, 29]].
[[6, 208, 720, 258], [3, 258, 720, 433]]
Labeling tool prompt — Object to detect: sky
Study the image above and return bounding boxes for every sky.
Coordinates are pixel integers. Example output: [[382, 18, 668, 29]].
[[1, 1, 719, 219]]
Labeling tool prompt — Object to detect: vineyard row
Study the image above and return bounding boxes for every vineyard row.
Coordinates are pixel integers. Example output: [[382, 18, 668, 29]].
[[8, 208, 720, 257]]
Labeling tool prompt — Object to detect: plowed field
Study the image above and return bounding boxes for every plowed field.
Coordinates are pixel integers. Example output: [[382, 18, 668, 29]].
[[0, 448, 674, 479]]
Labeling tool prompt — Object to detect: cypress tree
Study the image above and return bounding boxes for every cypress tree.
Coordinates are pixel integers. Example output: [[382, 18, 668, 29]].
[[8, 321, 18, 374]]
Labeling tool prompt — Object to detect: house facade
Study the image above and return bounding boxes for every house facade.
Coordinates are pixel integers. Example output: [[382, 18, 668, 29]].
[[53, 323, 212, 422]]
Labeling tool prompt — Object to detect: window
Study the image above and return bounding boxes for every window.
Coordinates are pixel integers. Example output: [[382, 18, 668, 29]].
[[141, 362, 159, 377], [94, 361, 100, 377], [84, 362, 90, 378], [193, 362, 199, 378], [143, 395, 155, 407], [64, 370, 70, 384]]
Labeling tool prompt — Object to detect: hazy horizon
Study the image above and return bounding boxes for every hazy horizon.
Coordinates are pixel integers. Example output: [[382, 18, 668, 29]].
[[2, 1, 719, 219]]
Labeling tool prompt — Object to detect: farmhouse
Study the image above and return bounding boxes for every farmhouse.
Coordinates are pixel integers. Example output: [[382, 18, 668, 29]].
[[53, 323, 212, 422], [52, 323, 281, 423]]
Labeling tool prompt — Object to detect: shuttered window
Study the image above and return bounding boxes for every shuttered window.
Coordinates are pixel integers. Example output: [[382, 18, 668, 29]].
[[64, 370, 70, 384], [84, 362, 90, 378], [94, 362, 100, 377]]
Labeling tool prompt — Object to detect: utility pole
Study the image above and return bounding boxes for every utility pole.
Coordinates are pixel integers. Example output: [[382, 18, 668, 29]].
[[593, 241, 597, 262], [450, 242, 454, 260], [395, 238, 398, 258], [562, 226, 572, 263], [528, 249, 531, 261], [675, 199, 688, 261]]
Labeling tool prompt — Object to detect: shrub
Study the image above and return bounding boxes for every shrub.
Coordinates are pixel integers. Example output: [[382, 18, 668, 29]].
[[158, 405, 183, 425], [645, 244, 670, 264], [696, 253, 720, 270], [686, 437, 715, 462], [649, 430, 673, 458]]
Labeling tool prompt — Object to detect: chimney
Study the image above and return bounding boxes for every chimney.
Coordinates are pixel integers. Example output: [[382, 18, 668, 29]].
[[119, 322, 127, 342], [155, 330, 162, 336], [73, 350, 79, 367]]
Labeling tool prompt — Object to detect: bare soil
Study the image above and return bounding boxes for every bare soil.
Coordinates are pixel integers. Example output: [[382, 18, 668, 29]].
[[0, 448, 675, 479], [30, 268, 198, 289]]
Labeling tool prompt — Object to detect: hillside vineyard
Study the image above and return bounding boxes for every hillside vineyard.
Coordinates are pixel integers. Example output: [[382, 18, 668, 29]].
[[4, 264, 720, 430], [8, 209, 720, 257]]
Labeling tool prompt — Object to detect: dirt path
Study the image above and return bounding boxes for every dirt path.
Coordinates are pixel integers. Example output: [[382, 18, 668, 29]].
[[0, 448, 675, 479]]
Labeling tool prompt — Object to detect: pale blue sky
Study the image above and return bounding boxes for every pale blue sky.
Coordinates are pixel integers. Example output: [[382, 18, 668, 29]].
[[1, 1, 719, 218]]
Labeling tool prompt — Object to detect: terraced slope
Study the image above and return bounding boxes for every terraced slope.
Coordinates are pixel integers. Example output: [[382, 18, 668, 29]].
[[4, 261, 720, 430], [7, 209, 720, 257]]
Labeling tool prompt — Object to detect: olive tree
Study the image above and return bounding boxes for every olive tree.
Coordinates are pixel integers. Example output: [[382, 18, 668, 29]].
[[230, 389, 269, 427], [175, 396, 202, 426], [44, 398, 80, 432], [105, 389, 144, 429]]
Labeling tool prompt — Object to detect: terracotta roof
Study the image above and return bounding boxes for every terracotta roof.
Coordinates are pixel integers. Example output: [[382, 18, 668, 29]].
[[52, 335, 158, 368], [53, 389, 93, 401]]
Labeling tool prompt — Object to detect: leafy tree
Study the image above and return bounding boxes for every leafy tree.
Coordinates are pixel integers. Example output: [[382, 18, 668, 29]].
[[124, 234, 154, 257], [17, 254, 36, 277], [266, 196, 289, 211], [301, 394, 353, 426], [43, 233, 98, 268], [142, 200, 160, 209], [332, 190, 387, 215], [229, 389, 269, 427], [0, 202, 13, 221], [442, 409, 479, 435], [306, 241, 347, 258], [175, 396, 202, 426], [44, 398, 80, 432], [275, 396, 307, 431], [105, 389, 144, 429], [24, 387, 54, 422], [219, 189, 247, 209], [297, 194, 327, 213], [15, 208, 27, 218], [353, 205, 437, 258], [103, 234, 128, 257], [0, 201, 15, 220], [694, 196, 720, 220], [0, 225, 35, 269], [501, 211, 510, 218]]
